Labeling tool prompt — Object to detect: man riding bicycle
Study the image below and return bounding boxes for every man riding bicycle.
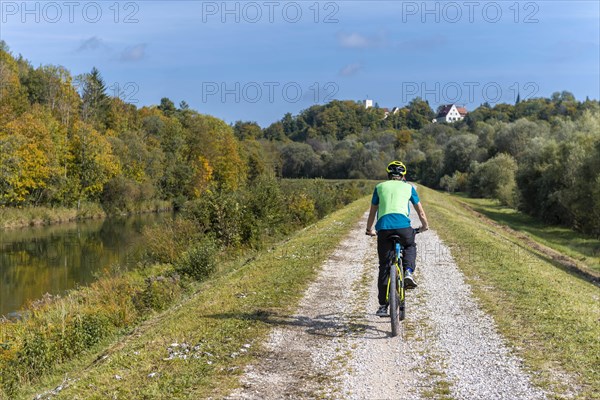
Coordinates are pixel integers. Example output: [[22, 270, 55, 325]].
[[365, 161, 429, 317]]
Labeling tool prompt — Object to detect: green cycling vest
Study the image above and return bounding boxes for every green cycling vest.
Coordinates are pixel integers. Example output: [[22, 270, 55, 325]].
[[376, 180, 413, 220]]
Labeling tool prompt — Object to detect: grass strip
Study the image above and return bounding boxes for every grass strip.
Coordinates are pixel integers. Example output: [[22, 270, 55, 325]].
[[0, 200, 172, 230], [454, 195, 600, 274], [22, 196, 371, 399], [420, 186, 600, 400]]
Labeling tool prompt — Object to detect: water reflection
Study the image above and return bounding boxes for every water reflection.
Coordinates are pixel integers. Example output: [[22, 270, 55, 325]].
[[0, 213, 173, 316]]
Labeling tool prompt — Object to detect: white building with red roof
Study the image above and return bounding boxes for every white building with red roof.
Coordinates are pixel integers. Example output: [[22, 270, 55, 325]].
[[433, 104, 468, 123]]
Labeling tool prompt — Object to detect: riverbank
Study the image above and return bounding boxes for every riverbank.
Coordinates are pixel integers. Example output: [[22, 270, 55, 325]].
[[13, 196, 371, 399], [0, 178, 374, 398], [0, 200, 172, 230]]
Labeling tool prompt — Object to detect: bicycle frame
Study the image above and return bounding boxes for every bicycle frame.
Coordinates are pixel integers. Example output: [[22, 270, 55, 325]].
[[387, 238, 405, 336], [386, 242, 404, 304], [368, 227, 420, 337]]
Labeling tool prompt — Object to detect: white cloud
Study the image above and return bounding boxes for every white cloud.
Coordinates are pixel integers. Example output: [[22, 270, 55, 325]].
[[337, 32, 383, 49], [76, 36, 105, 52], [120, 44, 147, 62], [339, 62, 363, 76]]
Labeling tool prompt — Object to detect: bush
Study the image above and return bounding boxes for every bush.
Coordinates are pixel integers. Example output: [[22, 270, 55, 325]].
[[64, 312, 112, 351], [241, 175, 289, 244], [468, 153, 518, 207], [133, 274, 184, 312], [18, 328, 54, 378], [142, 218, 200, 264], [175, 239, 217, 280], [439, 171, 469, 193], [183, 190, 244, 247], [288, 193, 316, 224], [102, 176, 156, 214]]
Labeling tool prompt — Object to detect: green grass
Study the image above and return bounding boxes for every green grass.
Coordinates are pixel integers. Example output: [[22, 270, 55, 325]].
[[0, 203, 103, 229], [421, 187, 600, 400], [0, 200, 172, 230], [454, 195, 600, 273], [19, 196, 371, 399]]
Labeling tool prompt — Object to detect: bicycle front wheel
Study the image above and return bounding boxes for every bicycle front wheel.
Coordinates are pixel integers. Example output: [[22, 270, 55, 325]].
[[390, 263, 400, 337]]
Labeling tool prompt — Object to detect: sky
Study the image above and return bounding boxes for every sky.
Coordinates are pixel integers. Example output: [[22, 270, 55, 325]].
[[1, 0, 599, 126]]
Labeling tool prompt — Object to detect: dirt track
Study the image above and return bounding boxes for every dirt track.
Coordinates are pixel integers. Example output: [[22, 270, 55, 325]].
[[227, 210, 548, 399]]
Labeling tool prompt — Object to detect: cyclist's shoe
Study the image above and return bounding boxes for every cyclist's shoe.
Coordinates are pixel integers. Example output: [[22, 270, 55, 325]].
[[376, 305, 389, 317], [404, 270, 417, 289]]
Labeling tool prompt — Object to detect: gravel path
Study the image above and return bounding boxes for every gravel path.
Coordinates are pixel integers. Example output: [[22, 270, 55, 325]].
[[227, 209, 548, 399]]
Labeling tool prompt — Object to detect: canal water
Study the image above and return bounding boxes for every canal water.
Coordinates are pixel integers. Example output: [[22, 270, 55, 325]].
[[0, 213, 173, 317]]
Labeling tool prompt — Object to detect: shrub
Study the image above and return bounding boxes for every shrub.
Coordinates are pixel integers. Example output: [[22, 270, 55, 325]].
[[102, 177, 156, 214], [18, 328, 53, 379], [133, 274, 184, 312], [142, 218, 200, 264], [469, 153, 518, 207], [439, 171, 469, 193], [288, 192, 316, 224], [175, 239, 217, 280]]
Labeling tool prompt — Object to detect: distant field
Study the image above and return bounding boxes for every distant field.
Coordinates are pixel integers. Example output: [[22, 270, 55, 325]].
[[452, 195, 600, 274]]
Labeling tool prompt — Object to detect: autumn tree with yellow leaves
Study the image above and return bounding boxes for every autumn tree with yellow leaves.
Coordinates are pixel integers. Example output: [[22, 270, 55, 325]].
[[0, 41, 249, 211]]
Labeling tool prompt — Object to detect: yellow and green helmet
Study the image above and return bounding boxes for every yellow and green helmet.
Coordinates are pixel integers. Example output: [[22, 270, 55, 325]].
[[386, 160, 407, 177]]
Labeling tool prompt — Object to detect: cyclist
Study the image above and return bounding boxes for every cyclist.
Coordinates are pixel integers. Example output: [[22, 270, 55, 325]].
[[365, 161, 429, 317]]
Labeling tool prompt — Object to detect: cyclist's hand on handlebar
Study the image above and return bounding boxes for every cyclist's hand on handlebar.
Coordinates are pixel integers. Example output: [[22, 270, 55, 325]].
[[415, 226, 429, 234], [365, 228, 377, 236]]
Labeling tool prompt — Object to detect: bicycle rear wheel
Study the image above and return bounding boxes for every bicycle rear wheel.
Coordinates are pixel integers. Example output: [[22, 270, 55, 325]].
[[399, 263, 406, 321], [390, 263, 400, 337]]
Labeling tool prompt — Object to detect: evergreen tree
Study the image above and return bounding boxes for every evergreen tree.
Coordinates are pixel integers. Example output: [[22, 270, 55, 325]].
[[79, 67, 109, 126]]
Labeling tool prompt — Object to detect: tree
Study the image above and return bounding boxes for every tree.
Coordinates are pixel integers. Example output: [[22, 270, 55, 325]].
[[494, 118, 546, 160], [0, 107, 72, 205], [0, 45, 28, 126], [78, 67, 109, 127], [158, 97, 176, 116], [406, 98, 434, 130], [263, 122, 286, 141], [468, 153, 518, 206], [181, 112, 246, 194], [69, 122, 120, 206], [280, 142, 322, 178], [442, 134, 481, 175], [233, 121, 262, 140]]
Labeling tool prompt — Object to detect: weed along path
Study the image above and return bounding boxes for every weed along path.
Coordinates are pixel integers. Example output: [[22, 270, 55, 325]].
[[227, 209, 548, 400]]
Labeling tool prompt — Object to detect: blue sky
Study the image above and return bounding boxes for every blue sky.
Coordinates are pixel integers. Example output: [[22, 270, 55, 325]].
[[1, 1, 599, 126]]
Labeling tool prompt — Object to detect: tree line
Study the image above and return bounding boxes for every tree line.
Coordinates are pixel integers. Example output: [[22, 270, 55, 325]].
[[1, 42, 244, 212], [242, 95, 599, 235], [1, 41, 599, 235]]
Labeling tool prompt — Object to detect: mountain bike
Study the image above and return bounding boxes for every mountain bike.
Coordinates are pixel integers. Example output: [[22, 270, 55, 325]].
[[387, 228, 421, 337]]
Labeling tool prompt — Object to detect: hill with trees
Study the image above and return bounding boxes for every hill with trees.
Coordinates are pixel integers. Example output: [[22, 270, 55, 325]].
[[255, 94, 599, 236]]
